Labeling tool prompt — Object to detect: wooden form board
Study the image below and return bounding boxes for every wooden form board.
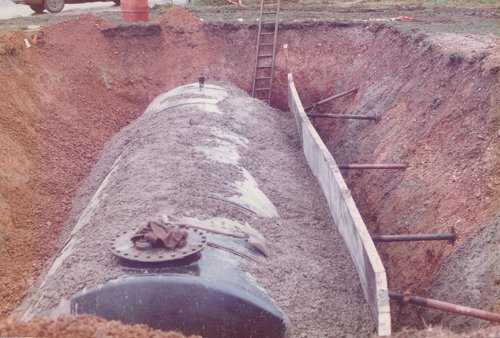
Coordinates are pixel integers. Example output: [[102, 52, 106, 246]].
[[287, 73, 391, 336]]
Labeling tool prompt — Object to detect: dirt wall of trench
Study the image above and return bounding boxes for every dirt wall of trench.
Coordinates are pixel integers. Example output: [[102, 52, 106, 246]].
[[0, 7, 498, 333], [292, 28, 499, 331]]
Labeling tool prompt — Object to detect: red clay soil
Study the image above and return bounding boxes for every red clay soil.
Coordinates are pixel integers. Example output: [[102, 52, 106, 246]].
[[0, 315, 200, 338], [274, 27, 498, 328], [297, 29, 500, 328], [0, 6, 498, 335], [0, 21, 142, 318]]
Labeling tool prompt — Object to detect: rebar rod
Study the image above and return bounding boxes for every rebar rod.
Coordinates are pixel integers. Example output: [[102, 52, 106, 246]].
[[338, 164, 407, 170], [372, 228, 456, 243], [304, 88, 358, 110], [389, 291, 500, 323], [307, 113, 379, 122]]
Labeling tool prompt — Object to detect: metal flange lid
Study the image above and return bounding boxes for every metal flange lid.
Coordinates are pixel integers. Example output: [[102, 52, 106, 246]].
[[111, 226, 207, 263]]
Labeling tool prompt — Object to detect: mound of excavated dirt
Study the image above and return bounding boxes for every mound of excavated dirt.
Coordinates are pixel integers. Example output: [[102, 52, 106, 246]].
[[0, 315, 200, 338], [158, 7, 202, 33]]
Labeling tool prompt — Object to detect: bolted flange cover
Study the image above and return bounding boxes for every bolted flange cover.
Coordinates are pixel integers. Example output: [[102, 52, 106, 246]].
[[111, 226, 207, 263]]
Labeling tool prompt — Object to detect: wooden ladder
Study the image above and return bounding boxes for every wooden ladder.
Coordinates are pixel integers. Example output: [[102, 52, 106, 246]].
[[251, 0, 281, 105]]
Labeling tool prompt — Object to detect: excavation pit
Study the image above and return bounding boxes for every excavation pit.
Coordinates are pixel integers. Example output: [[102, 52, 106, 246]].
[[0, 5, 498, 337]]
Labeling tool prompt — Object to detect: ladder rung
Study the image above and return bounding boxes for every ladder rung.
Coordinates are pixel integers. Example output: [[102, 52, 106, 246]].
[[261, 22, 276, 25], [259, 54, 273, 57], [262, 11, 277, 14], [256, 77, 271, 80], [260, 32, 274, 35], [255, 87, 271, 91], [260, 43, 274, 46], [257, 66, 272, 69]]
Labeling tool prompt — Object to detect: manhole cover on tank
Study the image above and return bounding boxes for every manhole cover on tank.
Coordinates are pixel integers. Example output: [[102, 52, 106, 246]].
[[111, 226, 207, 263]]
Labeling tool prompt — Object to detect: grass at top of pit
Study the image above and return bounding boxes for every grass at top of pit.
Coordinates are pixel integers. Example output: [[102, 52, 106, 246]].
[[0, 2, 498, 39]]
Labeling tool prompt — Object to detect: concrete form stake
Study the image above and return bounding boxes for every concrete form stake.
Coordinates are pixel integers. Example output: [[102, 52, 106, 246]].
[[389, 291, 500, 323], [307, 113, 380, 122], [305, 88, 358, 110], [372, 227, 456, 243], [338, 164, 407, 170]]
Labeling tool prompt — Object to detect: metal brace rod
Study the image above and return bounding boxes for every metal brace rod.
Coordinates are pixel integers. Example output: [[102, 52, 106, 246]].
[[338, 164, 407, 170], [307, 113, 380, 122], [304, 88, 358, 110], [372, 227, 456, 243], [389, 291, 500, 323]]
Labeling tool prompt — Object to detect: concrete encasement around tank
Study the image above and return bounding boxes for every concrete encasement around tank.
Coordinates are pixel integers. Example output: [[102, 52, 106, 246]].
[[19, 83, 288, 338], [18, 82, 376, 337]]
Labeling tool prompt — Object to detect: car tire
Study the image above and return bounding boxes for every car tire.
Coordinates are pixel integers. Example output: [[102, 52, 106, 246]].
[[29, 4, 45, 12], [44, 0, 64, 13]]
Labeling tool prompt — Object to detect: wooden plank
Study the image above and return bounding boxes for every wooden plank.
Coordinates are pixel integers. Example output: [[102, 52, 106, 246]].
[[288, 73, 391, 336]]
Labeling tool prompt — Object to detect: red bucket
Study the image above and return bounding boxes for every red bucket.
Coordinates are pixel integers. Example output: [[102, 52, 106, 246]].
[[121, 0, 148, 22]]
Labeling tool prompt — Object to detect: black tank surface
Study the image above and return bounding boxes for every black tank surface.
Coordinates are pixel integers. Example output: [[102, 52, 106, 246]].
[[71, 262, 286, 337]]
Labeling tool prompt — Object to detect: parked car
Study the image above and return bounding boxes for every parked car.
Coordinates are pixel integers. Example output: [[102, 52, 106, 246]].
[[12, 0, 120, 14]]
